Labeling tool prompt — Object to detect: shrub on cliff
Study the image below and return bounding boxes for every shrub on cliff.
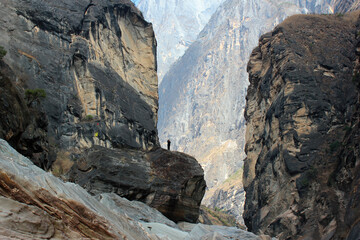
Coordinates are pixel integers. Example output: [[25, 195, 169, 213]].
[[25, 88, 46, 106], [84, 115, 94, 121], [0, 46, 7, 59]]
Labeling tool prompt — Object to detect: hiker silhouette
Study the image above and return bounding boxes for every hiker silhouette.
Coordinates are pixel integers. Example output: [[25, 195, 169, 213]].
[[167, 139, 171, 151]]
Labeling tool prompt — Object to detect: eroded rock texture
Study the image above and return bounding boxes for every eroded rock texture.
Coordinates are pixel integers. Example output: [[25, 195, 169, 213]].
[[0, 0, 207, 224], [0, 0, 158, 156], [0, 61, 49, 169], [244, 12, 360, 239], [0, 139, 153, 239], [68, 146, 206, 223]]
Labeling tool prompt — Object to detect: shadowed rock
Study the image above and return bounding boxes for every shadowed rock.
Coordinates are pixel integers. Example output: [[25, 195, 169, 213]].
[[244, 11, 360, 239], [68, 146, 207, 223]]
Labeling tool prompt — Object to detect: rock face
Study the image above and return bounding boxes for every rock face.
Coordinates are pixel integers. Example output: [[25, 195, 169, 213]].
[[68, 146, 206, 223], [0, 139, 262, 239], [244, 11, 360, 239], [0, 0, 207, 224], [136, 0, 225, 82], [0, 0, 158, 157], [0, 139, 153, 239], [0, 61, 49, 169], [157, 0, 340, 224]]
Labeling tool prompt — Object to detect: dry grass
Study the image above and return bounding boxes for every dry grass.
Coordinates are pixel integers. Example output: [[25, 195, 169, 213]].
[[51, 151, 74, 177]]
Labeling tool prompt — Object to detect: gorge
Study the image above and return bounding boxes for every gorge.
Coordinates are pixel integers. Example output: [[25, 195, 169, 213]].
[[0, 0, 359, 239]]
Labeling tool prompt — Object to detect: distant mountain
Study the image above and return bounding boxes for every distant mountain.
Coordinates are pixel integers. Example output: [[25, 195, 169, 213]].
[[157, 0, 351, 224], [136, 0, 225, 83]]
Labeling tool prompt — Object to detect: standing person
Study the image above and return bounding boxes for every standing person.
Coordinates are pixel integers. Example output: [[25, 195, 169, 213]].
[[167, 139, 171, 151]]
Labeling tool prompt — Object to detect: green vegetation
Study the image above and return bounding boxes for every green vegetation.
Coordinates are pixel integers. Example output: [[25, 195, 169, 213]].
[[352, 72, 360, 86], [299, 165, 319, 189], [25, 88, 46, 106], [223, 168, 243, 185], [329, 141, 341, 153], [307, 166, 318, 179], [336, 13, 344, 17], [0, 46, 6, 60], [343, 125, 352, 132], [84, 115, 94, 121], [200, 206, 238, 227]]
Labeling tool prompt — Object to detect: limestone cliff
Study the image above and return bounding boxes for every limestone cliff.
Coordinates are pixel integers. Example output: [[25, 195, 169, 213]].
[[244, 11, 360, 239], [0, 0, 158, 157]]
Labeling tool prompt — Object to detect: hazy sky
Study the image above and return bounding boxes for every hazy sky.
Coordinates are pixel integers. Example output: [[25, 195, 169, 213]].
[[131, 0, 139, 4]]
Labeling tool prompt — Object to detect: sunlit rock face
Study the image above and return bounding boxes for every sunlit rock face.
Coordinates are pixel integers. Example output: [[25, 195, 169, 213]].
[[136, 0, 225, 83], [0, 139, 152, 239], [0, 0, 159, 156], [244, 11, 360, 239], [157, 0, 343, 224]]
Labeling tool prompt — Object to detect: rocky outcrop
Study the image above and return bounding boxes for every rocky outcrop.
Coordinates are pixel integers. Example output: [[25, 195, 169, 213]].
[[244, 11, 360, 239], [0, 139, 153, 239], [0, 61, 49, 169], [0, 138, 262, 239], [157, 0, 341, 223], [0, 0, 158, 158], [68, 146, 206, 223], [203, 169, 245, 226], [0, 0, 208, 224]]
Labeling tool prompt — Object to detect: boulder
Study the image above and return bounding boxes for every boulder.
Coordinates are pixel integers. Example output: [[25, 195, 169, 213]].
[[68, 146, 207, 223]]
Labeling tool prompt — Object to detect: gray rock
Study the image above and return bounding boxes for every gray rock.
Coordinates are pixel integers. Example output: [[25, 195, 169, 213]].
[[0, 139, 152, 239], [157, 0, 344, 223], [0, 0, 159, 158], [97, 193, 179, 228], [0, 61, 49, 169], [67, 145, 206, 223], [136, 0, 225, 83], [244, 11, 360, 239]]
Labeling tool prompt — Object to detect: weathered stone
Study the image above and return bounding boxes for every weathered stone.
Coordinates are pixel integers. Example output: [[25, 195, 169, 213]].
[[0, 139, 153, 239], [156, 0, 353, 224], [97, 193, 179, 228], [0, 61, 49, 169], [0, 0, 159, 157], [244, 11, 360, 239], [68, 146, 206, 223]]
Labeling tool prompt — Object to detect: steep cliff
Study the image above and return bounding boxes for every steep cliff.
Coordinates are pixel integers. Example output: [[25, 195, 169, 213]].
[[158, 0, 340, 224], [0, 0, 158, 156], [244, 11, 360, 239], [0, 60, 49, 169], [136, 0, 225, 82], [0, 0, 206, 223]]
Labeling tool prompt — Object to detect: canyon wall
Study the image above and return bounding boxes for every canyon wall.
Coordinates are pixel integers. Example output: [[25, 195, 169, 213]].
[[157, 0, 343, 224], [0, 0, 206, 223], [0, 0, 158, 156], [136, 0, 225, 82], [244, 11, 360, 239]]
